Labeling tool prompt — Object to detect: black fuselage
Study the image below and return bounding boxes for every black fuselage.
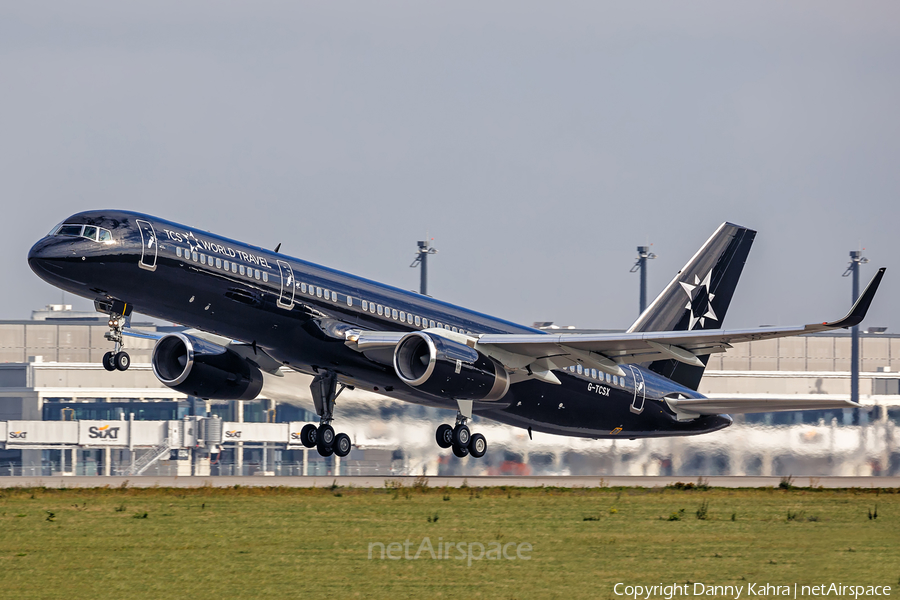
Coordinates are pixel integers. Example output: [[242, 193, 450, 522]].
[[28, 210, 731, 439]]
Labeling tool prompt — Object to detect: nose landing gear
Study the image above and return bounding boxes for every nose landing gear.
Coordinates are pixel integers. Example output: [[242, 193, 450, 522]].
[[435, 400, 488, 458], [97, 299, 132, 372]]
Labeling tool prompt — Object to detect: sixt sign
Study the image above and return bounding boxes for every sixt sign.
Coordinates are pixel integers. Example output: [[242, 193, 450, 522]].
[[9, 431, 27, 440], [78, 421, 129, 446], [88, 424, 121, 440], [224, 430, 242, 439]]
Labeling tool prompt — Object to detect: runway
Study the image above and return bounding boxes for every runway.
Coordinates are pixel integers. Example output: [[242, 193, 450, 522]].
[[1, 475, 898, 489]]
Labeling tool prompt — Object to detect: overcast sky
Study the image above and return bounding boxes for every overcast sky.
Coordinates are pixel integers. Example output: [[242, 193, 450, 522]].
[[2, 2, 898, 333]]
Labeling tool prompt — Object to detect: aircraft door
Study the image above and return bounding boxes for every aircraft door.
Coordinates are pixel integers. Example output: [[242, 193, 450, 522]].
[[276, 260, 295, 309], [136, 219, 158, 271], [629, 366, 646, 414]]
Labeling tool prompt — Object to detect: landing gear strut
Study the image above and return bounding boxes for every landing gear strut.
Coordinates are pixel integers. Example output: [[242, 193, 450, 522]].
[[99, 301, 131, 372], [435, 400, 487, 459], [302, 370, 353, 458]]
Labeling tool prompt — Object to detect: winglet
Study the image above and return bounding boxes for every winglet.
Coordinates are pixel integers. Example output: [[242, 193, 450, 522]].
[[824, 267, 886, 329]]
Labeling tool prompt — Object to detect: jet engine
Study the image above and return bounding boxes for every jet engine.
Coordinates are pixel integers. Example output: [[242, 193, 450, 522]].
[[151, 333, 264, 400], [393, 331, 509, 401]]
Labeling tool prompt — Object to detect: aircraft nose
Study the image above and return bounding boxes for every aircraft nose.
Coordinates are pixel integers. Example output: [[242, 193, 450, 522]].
[[27, 237, 68, 275], [28, 237, 52, 263], [28, 238, 48, 267]]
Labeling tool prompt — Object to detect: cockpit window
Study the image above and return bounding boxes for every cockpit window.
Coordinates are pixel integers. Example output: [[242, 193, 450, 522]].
[[53, 223, 113, 243], [56, 224, 84, 236]]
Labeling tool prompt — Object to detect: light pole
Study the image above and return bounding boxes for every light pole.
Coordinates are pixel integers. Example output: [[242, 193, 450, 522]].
[[630, 245, 656, 314], [843, 250, 869, 404], [410, 240, 438, 295]]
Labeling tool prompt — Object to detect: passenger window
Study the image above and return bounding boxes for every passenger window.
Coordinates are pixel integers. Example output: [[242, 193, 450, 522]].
[[591, 369, 598, 379], [346, 296, 352, 307], [239, 265, 245, 275], [576, 365, 583, 375], [377, 305, 383, 316], [192, 252, 199, 262], [392, 309, 399, 320], [57, 224, 83, 236], [232, 263, 237, 273], [254, 269, 260, 280], [605, 373, 611, 383], [332, 291, 337, 302], [429, 320, 436, 328], [370, 303, 376, 314], [316, 287, 322, 298], [216, 258, 222, 269], [362, 300, 368, 311], [223, 260, 229, 270], [83, 226, 98, 240], [98, 228, 112, 242], [436, 322, 442, 329], [301, 283, 307, 293], [262, 272, 269, 282], [176, 247, 183, 258], [414, 316, 421, 326], [200, 255, 207, 265], [399, 311, 406, 322]]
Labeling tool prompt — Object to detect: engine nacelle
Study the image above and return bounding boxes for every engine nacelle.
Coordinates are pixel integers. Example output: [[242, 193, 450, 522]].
[[151, 333, 264, 400], [393, 332, 509, 401]]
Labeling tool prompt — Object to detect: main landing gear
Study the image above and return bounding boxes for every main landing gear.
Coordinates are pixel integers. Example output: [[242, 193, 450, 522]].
[[435, 400, 487, 459], [298, 370, 352, 458], [101, 312, 130, 372]]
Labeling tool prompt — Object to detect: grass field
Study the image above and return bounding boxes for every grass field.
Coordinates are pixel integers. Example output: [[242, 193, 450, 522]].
[[0, 481, 897, 599]]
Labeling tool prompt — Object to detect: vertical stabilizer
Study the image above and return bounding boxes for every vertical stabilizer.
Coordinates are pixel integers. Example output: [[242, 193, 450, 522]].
[[628, 223, 756, 389]]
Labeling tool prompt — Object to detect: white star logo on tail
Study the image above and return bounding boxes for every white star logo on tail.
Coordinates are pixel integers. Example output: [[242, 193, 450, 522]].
[[679, 270, 718, 330]]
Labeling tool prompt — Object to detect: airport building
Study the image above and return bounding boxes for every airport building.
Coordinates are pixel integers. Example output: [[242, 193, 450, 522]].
[[1, 306, 898, 477]]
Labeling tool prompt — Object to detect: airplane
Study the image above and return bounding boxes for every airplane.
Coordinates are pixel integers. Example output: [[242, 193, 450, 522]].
[[27, 211, 885, 459]]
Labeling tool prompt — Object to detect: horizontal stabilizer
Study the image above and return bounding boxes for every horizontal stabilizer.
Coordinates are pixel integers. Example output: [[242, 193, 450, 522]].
[[666, 396, 857, 421]]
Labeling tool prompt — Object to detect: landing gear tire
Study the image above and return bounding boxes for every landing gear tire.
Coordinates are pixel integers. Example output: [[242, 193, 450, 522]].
[[333, 433, 352, 458], [300, 424, 318, 448], [316, 424, 335, 457], [102, 352, 116, 372], [468, 433, 487, 458], [318, 424, 335, 447], [317, 440, 334, 457], [452, 424, 470, 448], [114, 351, 130, 371], [436, 424, 453, 449], [452, 444, 469, 458]]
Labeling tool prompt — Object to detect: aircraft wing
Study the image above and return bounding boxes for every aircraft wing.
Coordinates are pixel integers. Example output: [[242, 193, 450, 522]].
[[345, 268, 885, 385], [473, 267, 885, 378]]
